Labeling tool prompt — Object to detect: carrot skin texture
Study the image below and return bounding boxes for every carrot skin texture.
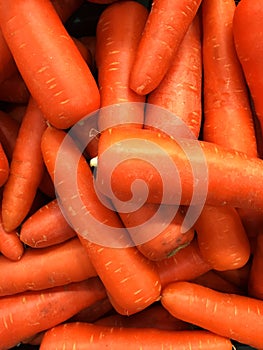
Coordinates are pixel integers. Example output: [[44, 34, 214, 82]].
[[202, 0, 258, 157], [20, 198, 76, 248], [145, 12, 202, 138], [233, 0, 263, 132], [0, 278, 106, 350], [129, 0, 202, 95], [1, 97, 46, 232], [0, 0, 100, 129], [39, 322, 232, 350], [95, 0, 148, 130], [194, 205, 250, 271], [41, 126, 162, 315], [95, 127, 263, 209], [155, 238, 211, 288], [0, 238, 97, 296], [161, 281, 263, 349]]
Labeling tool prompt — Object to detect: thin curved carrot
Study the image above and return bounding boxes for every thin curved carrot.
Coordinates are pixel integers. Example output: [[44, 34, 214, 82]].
[[0, 277, 106, 350], [0, 237, 97, 297], [20, 198, 76, 248], [95, 0, 148, 131], [41, 126, 162, 315], [1, 97, 47, 232], [40, 322, 232, 350], [0, 0, 100, 129], [161, 280, 263, 349], [129, 0, 202, 95]]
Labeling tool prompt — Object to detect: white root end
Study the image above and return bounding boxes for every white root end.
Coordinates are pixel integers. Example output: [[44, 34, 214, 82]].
[[90, 156, 98, 168]]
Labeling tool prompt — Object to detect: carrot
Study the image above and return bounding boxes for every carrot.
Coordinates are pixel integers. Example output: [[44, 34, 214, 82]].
[[0, 0, 100, 129], [95, 0, 148, 131], [0, 210, 24, 261], [95, 302, 193, 331], [194, 205, 250, 271], [0, 29, 18, 84], [70, 297, 114, 323], [0, 72, 30, 104], [202, 0, 258, 158], [145, 12, 202, 139], [1, 97, 46, 232], [0, 110, 20, 161], [20, 199, 76, 248], [248, 232, 263, 299], [38, 167, 56, 198], [129, 0, 202, 95], [161, 280, 263, 349], [0, 277, 106, 350], [41, 126, 161, 315], [40, 322, 232, 350], [155, 238, 211, 288], [0, 237, 97, 297], [94, 127, 263, 210], [114, 202, 195, 261], [233, 0, 263, 134], [191, 270, 245, 295], [51, 0, 84, 22]]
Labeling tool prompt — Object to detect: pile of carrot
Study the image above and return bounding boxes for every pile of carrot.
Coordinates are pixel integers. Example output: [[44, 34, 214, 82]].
[[0, 0, 262, 349]]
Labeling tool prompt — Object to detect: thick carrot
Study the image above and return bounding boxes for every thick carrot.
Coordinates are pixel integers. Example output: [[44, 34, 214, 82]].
[[155, 238, 211, 288], [95, 0, 148, 131], [233, 0, 263, 133], [129, 0, 202, 95], [145, 12, 202, 139], [20, 199, 76, 248], [1, 97, 47, 232], [95, 127, 263, 209], [0, 237, 97, 296], [41, 126, 162, 315], [0, 277, 106, 350], [161, 281, 263, 349], [194, 205, 250, 271], [202, 0, 258, 157], [0, 110, 20, 161], [0, 0, 100, 129], [115, 202, 195, 261], [39, 322, 232, 350], [248, 232, 263, 299]]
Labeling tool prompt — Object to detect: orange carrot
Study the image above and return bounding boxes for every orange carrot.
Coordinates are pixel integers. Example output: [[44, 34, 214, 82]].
[[0, 237, 97, 297], [95, 127, 263, 210], [161, 281, 263, 349], [20, 199, 76, 248], [1, 97, 46, 232], [41, 126, 162, 315], [145, 12, 202, 139], [155, 238, 211, 288], [194, 205, 250, 271], [40, 322, 232, 349], [0, 277, 106, 350], [95, 0, 148, 131], [0, 141, 9, 188], [0, 0, 100, 129], [129, 0, 202, 95], [0, 210, 24, 261]]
